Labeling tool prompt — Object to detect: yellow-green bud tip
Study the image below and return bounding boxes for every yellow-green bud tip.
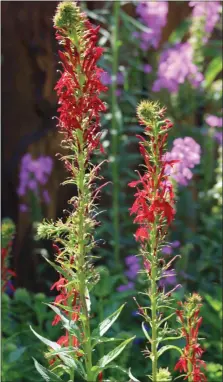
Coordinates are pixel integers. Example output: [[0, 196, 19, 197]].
[[187, 293, 202, 305], [53, 1, 82, 29], [157, 367, 172, 382], [137, 100, 165, 125]]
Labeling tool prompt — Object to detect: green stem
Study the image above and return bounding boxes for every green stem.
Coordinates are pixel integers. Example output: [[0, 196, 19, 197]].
[[151, 229, 158, 382], [98, 297, 104, 359], [111, 0, 121, 269], [76, 134, 92, 381], [150, 134, 160, 381], [187, 320, 193, 382]]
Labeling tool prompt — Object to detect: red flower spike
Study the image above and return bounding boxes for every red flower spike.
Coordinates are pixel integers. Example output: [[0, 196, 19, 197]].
[[175, 295, 206, 381]]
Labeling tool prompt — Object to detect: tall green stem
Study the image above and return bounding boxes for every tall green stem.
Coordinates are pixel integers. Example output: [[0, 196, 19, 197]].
[[111, 0, 121, 269], [150, 135, 160, 381], [187, 319, 193, 382], [151, 226, 158, 382], [76, 135, 93, 381]]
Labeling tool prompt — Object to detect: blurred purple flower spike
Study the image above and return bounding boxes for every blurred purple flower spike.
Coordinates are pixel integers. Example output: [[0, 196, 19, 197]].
[[164, 137, 201, 186], [153, 43, 204, 93], [189, 1, 221, 43], [17, 154, 53, 202], [117, 282, 135, 292]]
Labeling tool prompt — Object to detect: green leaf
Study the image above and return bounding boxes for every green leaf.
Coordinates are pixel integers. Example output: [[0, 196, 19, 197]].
[[92, 304, 126, 346], [30, 326, 60, 351], [142, 322, 152, 343], [120, 10, 152, 34], [157, 345, 183, 359], [33, 359, 63, 382], [168, 19, 191, 43], [204, 56, 223, 88], [97, 336, 135, 369], [42, 255, 69, 279], [128, 368, 141, 382], [157, 312, 175, 328], [46, 304, 68, 324], [46, 303, 80, 339]]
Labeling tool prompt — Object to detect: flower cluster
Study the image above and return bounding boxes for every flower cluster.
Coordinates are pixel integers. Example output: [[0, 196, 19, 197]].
[[175, 293, 206, 381], [129, 101, 180, 381], [164, 137, 201, 186], [205, 115, 222, 128], [189, 1, 221, 43], [129, 102, 177, 243], [205, 114, 222, 145], [1, 218, 16, 293], [134, 1, 168, 51], [117, 255, 140, 292], [54, 3, 107, 152], [153, 43, 203, 93], [17, 154, 53, 210]]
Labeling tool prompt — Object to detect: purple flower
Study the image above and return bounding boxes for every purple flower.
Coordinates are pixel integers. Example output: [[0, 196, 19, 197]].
[[100, 72, 112, 85], [17, 154, 53, 201], [42, 190, 50, 204], [214, 131, 223, 146], [159, 269, 177, 288], [115, 89, 122, 97], [172, 240, 180, 248], [142, 64, 152, 74], [19, 203, 28, 212], [125, 255, 138, 266], [189, 2, 221, 42], [135, 2, 168, 50], [117, 282, 135, 292], [162, 246, 173, 256], [124, 256, 140, 280], [205, 115, 222, 128], [164, 137, 201, 186], [153, 43, 203, 93], [100, 71, 124, 86]]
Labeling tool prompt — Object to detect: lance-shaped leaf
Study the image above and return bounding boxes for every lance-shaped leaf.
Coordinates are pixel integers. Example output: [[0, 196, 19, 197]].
[[142, 322, 152, 343], [30, 326, 60, 351], [30, 326, 79, 370], [128, 368, 141, 382], [46, 303, 80, 340], [92, 303, 126, 347], [97, 336, 135, 369], [156, 344, 183, 359], [33, 358, 63, 382]]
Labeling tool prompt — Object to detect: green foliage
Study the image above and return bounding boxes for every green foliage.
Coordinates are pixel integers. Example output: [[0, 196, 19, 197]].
[[1, 289, 61, 382]]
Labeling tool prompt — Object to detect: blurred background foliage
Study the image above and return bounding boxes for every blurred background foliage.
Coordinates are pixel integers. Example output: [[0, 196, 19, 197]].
[[1, 1, 222, 381]]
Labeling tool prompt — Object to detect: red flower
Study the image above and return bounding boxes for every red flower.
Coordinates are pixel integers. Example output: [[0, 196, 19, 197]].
[[1, 243, 16, 292], [175, 296, 206, 382], [175, 356, 188, 373], [129, 132, 176, 244], [54, 20, 107, 156]]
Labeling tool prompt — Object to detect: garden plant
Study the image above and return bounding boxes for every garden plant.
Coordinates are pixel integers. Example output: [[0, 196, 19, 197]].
[[1, 1, 222, 382]]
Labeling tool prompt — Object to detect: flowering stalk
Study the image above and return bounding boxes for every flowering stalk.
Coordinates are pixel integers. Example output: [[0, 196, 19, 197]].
[[32, 3, 133, 381], [129, 101, 181, 381], [175, 293, 207, 382]]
